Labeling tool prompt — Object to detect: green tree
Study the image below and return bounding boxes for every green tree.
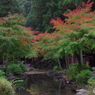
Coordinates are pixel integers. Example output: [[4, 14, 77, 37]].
[[34, 1, 95, 68], [17, 0, 32, 17], [0, 0, 20, 17], [25, 0, 66, 32], [50, 1, 95, 67], [0, 13, 35, 66], [63, 0, 94, 5]]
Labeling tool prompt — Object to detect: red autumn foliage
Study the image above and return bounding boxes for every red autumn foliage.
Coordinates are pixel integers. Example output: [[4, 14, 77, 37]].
[[26, 27, 39, 34], [50, 0, 95, 34]]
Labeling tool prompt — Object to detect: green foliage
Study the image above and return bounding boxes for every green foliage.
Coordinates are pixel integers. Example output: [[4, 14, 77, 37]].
[[53, 66, 59, 72], [17, 0, 95, 33], [82, 64, 93, 71], [6, 63, 27, 75], [66, 63, 93, 86], [0, 0, 20, 17], [52, 65, 62, 72], [0, 13, 36, 64], [75, 69, 92, 85], [0, 77, 15, 95], [6, 64, 23, 75], [0, 70, 6, 78], [86, 78, 95, 95], [66, 64, 79, 80], [88, 78, 95, 83], [49, 1, 95, 65], [22, 0, 65, 32], [63, 0, 88, 5], [11, 78, 28, 90], [19, 62, 27, 72], [53, 78, 59, 82], [35, 1, 95, 65]]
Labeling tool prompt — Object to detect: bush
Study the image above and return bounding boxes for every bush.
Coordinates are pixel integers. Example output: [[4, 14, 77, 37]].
[[75, 70, 93, 85], [0, 77, 15, 95], [66, 64, 79, 80], [88, 78, 95, 84], [6, 63, 26, 75], [66, 63, 93, 86], [81, 64, 93, 71], [19, 63, 27, 72]]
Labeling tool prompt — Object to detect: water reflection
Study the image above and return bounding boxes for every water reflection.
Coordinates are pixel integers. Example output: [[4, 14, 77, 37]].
[[16, 75, 75, 95]]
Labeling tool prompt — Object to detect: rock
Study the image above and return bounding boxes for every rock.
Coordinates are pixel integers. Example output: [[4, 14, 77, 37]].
[[7, 75, 17, 80], [76, 89, 87, 95], [76, 89, 87, 92]]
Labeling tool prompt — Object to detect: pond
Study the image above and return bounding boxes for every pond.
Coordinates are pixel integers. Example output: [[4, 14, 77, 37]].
[[15, 74, 75, 95]]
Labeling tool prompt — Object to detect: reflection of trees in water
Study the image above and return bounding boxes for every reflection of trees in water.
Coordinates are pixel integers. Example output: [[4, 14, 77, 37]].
[[15, 77, 31, 95], [26, 75, 58, 95], [16, 75, 75, 95], [27, 84, 49, 95]]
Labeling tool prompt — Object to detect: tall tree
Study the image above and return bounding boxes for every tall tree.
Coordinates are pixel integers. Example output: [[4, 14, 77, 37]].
[[17, 0, 32, 17], [34, 1, 95, 68], [25, 0, 66, 32], [0, 13, 36, 65], [17, 0, 95, 33], [50, 0, 95, 66]]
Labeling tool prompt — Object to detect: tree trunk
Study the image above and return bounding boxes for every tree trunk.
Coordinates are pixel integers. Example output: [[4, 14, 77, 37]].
[[75, 50, 83, 69], [72, 56, 74, 65], [5, 54, 8, 67], [65, 56, 68, 69], [80, 50, 83, 65], [57, 57, 63, 70]]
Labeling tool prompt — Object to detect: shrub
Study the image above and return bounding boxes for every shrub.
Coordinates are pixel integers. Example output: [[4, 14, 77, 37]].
[[6, 64, 23, 75], [0, 77, 15, 95], [88, 78, 95, 84], [66, 63, 93, 86], [66, 64, 79, 80], [75, 70, 93, 85], [13, 65, 23, 75], [81, 64, 93, 71], [5, 61, 27, 75], [19, 63, 27, 72]]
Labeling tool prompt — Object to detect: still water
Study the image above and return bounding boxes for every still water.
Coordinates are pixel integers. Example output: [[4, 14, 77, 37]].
[[15, 74, 75, 95]]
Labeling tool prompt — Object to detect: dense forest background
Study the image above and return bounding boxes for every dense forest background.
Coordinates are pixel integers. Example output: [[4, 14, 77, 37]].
[[1, 0, 95, 33]]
